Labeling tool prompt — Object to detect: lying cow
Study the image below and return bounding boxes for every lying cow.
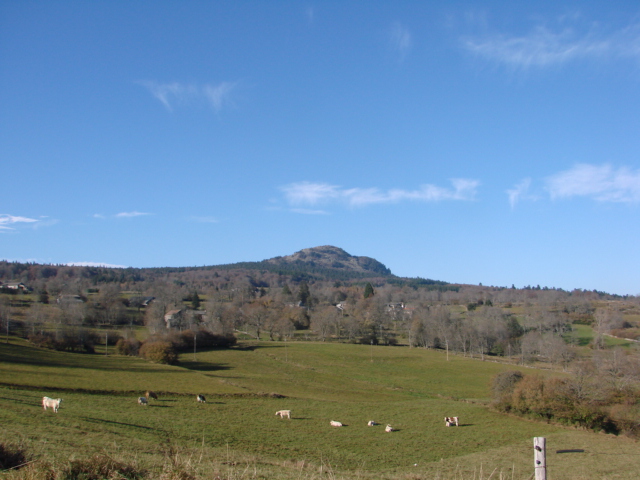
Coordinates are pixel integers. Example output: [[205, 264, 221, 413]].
[[42, 396, 62, 413], [145, 390, 158, 400], [138, 397, 148, 406], [385, 424, 394, 432], [275, 409, 291, 419], [197, 394, 206, 403], [367, 420, 377, 426], [444, 416, 459, 427], [330, 420, 343, 427]]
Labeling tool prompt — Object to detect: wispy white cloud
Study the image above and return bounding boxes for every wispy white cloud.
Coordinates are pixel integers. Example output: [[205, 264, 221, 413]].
[[0, 214, 38, 231], [66, 262, 129, 268], [463, 18, 640, 70], [190, 216, 218, 224], [305, 6, 315, 24], [115, 211, 152, 218], [291, 208, 330, 215], [138, 80, 237, 112], [281, 179, 479, 209], [390, 22, 412, 61], [507, 178, 537, 209], [546, 164, 640, 203], [0, 214, 48, 232]]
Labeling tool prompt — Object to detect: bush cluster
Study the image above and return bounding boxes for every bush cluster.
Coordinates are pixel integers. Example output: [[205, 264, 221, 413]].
[[135, 329, 236, 365], [138, 341, 179, 365], [163, 330, 237, 352], [28, 329, 98, 354], [491, 370, 640, 436], [115, 337, 141, 356]]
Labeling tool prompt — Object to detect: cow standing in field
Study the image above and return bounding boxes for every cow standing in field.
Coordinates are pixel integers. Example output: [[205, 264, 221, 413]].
[[275, 409, 291, 419], [138, 397, 148, 406], [444, 416, 459, 426], [197, 394, 206, 403], [42, 396, 62, 412], [145, 391, 158, 401]]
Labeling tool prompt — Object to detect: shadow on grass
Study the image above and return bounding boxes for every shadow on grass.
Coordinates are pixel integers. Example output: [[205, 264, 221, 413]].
[[179, 361, 232, 372], [0, 395, 40, 406], [79, 416, 156, 430]]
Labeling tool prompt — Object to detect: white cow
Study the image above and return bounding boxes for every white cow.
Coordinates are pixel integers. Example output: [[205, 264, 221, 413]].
[[385, 424, 394, 432], [330, 420, 343, 427], [138, 397, 148, 406], [197, 394, 206, 403], [275, 409, 291, 419], [42, 396, 62, 412], [444, 416, 459, 426], [367, 420, 377, 426]]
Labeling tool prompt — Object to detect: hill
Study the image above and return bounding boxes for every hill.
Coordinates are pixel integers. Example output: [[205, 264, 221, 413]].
[[265, 245, 392, 276], [205, 245, 402, 282]]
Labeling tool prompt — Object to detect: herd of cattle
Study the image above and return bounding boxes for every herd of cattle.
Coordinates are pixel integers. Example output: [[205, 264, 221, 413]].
[[42, 395, 460, 430], [277, 409, 461, 431]]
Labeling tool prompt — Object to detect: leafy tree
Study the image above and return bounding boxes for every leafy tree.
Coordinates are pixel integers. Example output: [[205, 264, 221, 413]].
[[364, 282, 375, 299], [191, 291, 201, 310], [298, 282, 311, 306]]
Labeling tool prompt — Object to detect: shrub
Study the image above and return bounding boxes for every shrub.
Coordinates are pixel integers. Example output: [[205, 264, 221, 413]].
[[115, 338, 141, 356], [27, 330, 97, 353], [139, 341, 178, 365], [148, 330, 237, 353], [59, 454, 146, 480], [28, 332, 57, 350], [178, 330, 237, 350], [491, 370, 523, 410]]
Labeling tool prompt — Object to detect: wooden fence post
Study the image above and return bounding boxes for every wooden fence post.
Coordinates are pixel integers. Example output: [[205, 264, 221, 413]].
[[534, 437, 547, 480]]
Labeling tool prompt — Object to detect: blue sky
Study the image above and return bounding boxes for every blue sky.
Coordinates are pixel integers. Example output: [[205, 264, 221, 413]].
[[1, 1, 639, 295]]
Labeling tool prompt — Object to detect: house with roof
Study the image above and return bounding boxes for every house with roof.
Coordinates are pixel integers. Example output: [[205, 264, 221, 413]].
[[164, 309, 184, 329], [0, 281, 31, 292]]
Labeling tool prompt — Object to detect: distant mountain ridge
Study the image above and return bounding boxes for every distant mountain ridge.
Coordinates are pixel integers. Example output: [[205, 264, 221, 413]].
[[266, 246, 392, 276], [209, 245, 394, 281]]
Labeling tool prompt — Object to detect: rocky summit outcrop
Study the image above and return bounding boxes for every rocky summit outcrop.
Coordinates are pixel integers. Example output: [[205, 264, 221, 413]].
[[265, 246, 392, 276]]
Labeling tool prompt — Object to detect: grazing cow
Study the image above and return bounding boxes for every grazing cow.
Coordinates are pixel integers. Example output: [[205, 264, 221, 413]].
[[275, 409, 291, 419], [367, 420, 377, 426], [145, 390, 158, 400], [138, 397, 148, 406], [385, 424, 394, 433], [197, 394, 206, 403], [444, 416, 459, 427], [330, 420, 343, 427], [42, 396, 62, 413]]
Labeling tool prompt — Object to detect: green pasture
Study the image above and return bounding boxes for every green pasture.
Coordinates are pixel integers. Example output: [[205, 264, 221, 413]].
[[1, 339, 639, 479], [565, 324, 636, 349]]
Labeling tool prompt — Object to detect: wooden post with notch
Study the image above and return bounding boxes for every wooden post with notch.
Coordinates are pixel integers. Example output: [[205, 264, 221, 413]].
[[534, 437, 547, 480]]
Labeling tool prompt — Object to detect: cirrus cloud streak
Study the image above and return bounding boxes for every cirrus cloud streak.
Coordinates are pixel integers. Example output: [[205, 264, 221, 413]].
[[138, 80, 238, 112], [281, 179, 479, 209], [546, 164, 640, 203], [463, 19, 640, 70]]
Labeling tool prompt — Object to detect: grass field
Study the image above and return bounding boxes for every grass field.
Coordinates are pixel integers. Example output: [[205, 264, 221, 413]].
[[1, 338, 639, 479]]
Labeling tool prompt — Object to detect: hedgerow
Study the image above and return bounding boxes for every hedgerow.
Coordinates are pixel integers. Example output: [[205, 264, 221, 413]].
[[490, 371, 640, 436]]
